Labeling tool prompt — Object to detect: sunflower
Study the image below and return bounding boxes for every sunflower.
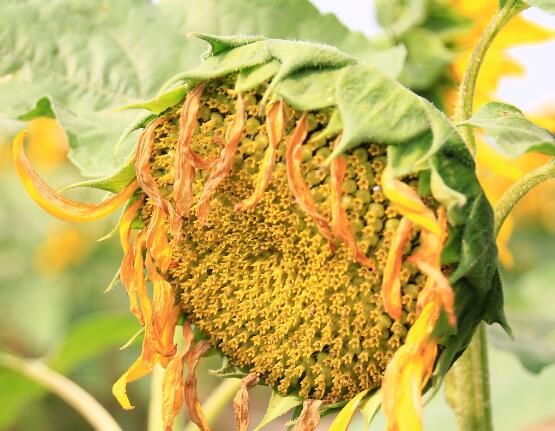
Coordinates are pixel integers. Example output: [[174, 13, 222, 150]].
[[13, 35, 506, 431]]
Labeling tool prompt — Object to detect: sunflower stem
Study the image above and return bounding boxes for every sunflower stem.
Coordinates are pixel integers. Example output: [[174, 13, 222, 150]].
[[0, 351, 122, 431], [494, 158, 555, 237], [183, 378, 242, 431], [445, 324, 493, 431], [453, 0, 526, 155]]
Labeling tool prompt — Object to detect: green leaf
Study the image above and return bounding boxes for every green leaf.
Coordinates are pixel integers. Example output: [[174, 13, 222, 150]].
[[275, 68, 343, 111], [47, 313, 140, 373], [522, 0, 555, 14], [490, 318, 555, 374], [363, 44, 407, 79], [331, 64, 430, 158], [375, 0, 429, 38], [328, 389, 368, 430], [461, 102, 555, 157], [1, 0, 406, 178], [398, 28, 454, 91], [253, 391, 303, 431], [120, 84, 190, 114], [208, 356, 247, 379]]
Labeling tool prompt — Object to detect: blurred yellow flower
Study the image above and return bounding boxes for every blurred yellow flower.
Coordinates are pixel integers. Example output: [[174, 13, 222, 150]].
[[35, 225, 90, 275]]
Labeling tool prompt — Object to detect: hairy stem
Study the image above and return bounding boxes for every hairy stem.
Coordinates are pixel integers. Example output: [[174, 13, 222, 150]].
[[183, 378, 241, 431], [446, 324, 493, 431], [494, 158, 555, 237], [0, 351, 122, 431], [453, 0, 525, 154]]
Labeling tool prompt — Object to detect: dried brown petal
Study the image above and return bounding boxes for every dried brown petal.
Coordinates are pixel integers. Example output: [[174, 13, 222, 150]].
[[233, 373, 260, 431]]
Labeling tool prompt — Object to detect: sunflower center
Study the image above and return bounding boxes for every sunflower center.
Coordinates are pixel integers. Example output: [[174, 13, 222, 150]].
[[144, 78, 427, 402]]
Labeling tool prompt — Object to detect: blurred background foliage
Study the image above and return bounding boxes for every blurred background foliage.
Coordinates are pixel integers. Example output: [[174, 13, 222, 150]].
[[0, 0, 554, 430]]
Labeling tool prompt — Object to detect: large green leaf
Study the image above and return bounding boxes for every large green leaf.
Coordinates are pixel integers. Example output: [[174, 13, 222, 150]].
[[398, 28, 454, 91], [461, 102, 555, 157], [0, 0, 397, 178]]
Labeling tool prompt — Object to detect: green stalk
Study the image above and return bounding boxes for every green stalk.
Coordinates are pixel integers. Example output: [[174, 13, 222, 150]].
[[183, 378, 241, 431], [0, 351, 122, 431], [446, 324, 493, 431], [448, 2, 528, 430], [453, 0, 526, 154], [494, 158, 555, 237]]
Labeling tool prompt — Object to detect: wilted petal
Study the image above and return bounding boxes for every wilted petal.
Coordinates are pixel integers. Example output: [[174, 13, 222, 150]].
[[381, 167, 440, 236], [162, 350, 185, 431], [286, 113, 335, 250], [235, 100, 285, 211], [381, 217, 413, 321], [184, 339, 212, 431], [382, 302, 440, 431], [233, 373, 260, 431], [119, 198, 144, 323], [12, 131, 137, 222], [293, 399, 323, 431], [197, 94, 246, 224], [113, 337, 159, 410], [330, 135, 375, 269], [147, 206, 172, 274]]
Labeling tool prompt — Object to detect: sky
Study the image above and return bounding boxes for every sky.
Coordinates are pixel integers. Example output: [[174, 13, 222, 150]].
[[310, 0, 555, 115]]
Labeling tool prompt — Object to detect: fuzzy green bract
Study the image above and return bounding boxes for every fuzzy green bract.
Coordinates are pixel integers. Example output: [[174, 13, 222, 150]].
[[97, 35, 509, 398]]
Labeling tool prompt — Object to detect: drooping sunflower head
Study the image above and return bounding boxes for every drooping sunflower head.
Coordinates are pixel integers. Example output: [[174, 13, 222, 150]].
[[13, 34, 508, 430]]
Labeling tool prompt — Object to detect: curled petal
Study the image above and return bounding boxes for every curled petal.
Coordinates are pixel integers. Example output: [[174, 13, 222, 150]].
[[145, 253, 176, 354], [293, 399, 323, 431], [184, 339, 212, 431], [113, 337, 159, 410], [176, 83, 214, 171], [286, 113, 335, 249], [147, 206, 172, 274], [233, 373, 260, 431], [235, 100, 285, 211], [119, 197, 144, 323], [381, 217, 413, 321], [175, 84, 204, 218], [381, 167, 440, 236], [135, 116, 172, 213], [162, 353, 185, 431], [134, 230, 151, 325], [197, 94, 246, 224], [330, 135, 375, 269], [382, 301, 440, 431], [12, 131, 138, 222]]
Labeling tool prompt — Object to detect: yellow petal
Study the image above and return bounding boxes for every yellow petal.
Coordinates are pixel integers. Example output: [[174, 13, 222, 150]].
[[12, 131, 137, 222], [381, 217, 413, 321], [329, 389, 369, 431], [381, 167, 440, 236], [113, 337, 159, 410]]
